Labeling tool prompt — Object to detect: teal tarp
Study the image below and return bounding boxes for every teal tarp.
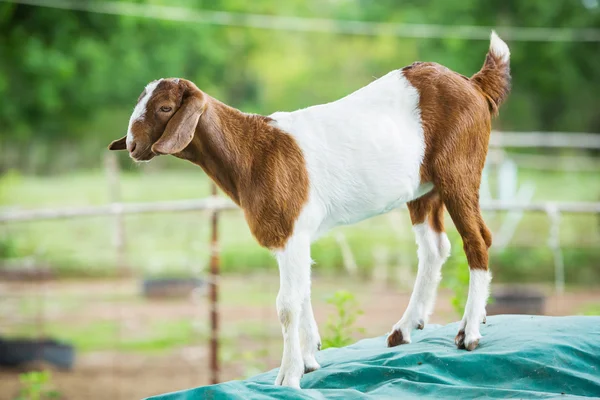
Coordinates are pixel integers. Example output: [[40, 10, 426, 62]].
[[148, 315, 600, 399]]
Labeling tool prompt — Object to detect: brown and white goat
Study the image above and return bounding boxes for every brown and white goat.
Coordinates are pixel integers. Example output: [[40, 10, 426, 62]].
[[108, 31, 511, 388]]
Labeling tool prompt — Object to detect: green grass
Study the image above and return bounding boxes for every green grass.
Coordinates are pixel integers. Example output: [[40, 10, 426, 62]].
[[579, 303, 600, 316], [1, 164, 599, 283]]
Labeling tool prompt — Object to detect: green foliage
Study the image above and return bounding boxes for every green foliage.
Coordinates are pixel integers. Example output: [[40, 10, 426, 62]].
[[0, 170, 23, 259], [321, 290, 365, 349], [15, 371, 60, 400], [1, 1, 599, 173], [0, 234, 20, 259], [0, 169, 21, 202]]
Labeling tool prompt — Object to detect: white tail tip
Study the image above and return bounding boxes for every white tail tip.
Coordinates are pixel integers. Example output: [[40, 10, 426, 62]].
[[490, 30, 510, 63]]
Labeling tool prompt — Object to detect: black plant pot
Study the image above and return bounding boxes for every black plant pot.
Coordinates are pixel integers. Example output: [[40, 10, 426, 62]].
[[0, 266, 54, 281], [142, 277, 205, 299], [487, 286, 546, 316], [0, 337, 75, 370]]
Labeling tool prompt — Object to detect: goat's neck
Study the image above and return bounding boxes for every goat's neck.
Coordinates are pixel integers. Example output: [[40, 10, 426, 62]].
[[177, 97, 270, 206]]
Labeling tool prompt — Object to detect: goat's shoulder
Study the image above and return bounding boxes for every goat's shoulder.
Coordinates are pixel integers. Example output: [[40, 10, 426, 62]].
[[239, 114, 310, 250]]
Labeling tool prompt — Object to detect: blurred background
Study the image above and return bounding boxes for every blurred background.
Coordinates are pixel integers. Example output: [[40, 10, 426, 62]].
[[0, 0, 599, 399]]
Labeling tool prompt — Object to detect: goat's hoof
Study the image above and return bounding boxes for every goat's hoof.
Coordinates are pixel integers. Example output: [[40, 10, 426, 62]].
[[275, 371, 302, 389], [317, 342, 322, 351], [465, 338, 480, 351], [456, 329, 481, 351], [303, 353, 320, 374], [482, 316, 487, 324], [455, 329, 466, 349], [387, 329, 409, 347], [304, 362, 321, 374], [275, 358, 304, 388], [417, 319, 425, 330]]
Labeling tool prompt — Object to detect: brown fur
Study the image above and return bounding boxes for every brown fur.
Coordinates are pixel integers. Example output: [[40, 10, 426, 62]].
[[407, 190, 445, 233], [471, 52, 511, 116], [109, 79, 310, 249], [402, 46, 510, 271], [182, 98, 310, 249]]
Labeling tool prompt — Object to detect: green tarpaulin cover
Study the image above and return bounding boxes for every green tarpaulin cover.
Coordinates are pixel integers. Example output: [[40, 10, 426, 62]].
[[147, 315, 600, 399]]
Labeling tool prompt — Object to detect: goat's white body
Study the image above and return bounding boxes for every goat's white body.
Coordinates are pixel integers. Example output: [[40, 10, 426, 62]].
[[271, 70, 430, 239]]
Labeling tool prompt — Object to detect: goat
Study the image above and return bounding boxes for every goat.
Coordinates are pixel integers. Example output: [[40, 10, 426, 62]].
[[108, 31, 511, 389]]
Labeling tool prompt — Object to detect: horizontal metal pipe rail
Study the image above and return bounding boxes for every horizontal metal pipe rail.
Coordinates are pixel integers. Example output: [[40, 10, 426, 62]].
[[2, 198, 599, 223]]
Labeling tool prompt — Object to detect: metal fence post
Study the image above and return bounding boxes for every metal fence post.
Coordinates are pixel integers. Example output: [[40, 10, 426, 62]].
[[209, 183, 220, 384]]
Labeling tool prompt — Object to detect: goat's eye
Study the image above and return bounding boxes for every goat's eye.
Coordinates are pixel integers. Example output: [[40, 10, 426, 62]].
[[160, 106, 172, 113]]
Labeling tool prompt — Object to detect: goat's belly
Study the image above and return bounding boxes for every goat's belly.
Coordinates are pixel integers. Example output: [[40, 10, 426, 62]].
[[297, 122, 428, 234], [322, 180, 431, 228], [310, 157, 432, 234]]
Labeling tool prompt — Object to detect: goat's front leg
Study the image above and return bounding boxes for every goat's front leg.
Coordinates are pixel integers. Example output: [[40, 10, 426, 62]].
[[274, 234, 311, 388]]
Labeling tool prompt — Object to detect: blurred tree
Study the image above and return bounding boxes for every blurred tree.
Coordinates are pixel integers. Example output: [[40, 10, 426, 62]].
[[0, 0, 598, 172]]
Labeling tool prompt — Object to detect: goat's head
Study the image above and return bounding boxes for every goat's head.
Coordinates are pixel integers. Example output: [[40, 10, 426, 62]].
[[108, 78, 205, 161]]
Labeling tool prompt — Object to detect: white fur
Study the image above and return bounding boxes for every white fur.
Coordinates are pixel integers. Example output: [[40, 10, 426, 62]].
[[272, 70, 428, 238], [269, 70, 429, 386], [490, 30, 510, 63], [460, 269, 491, 348], [390, 223, 451, 342], [126, 79, 162, 148], [273, 233, 312, 389]]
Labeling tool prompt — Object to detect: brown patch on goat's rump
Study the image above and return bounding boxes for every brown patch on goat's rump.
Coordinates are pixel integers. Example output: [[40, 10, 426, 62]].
[[402, 62, 492, 186], [403, 49, 510, 271], [173, 87, 309, 250]]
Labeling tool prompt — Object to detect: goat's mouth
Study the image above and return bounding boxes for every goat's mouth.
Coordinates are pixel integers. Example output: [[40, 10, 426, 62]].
[[130, 146, 155, 162]]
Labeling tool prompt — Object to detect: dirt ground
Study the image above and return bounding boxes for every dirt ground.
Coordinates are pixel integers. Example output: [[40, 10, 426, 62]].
[[1, 275, 598, 400]]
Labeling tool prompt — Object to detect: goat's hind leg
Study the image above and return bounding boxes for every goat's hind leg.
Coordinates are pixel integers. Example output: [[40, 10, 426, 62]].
[[388, 192, 450, 347], [442, 189, 492, 351]]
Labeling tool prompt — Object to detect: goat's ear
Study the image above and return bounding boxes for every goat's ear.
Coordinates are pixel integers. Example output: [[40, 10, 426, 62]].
[[152, 89, 204, 155], [108, 136, 127, 151]]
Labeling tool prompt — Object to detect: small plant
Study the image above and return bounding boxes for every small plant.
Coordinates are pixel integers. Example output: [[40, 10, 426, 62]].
[[321, 290, 365, 349], [580, 303, 600, 316], [15, 370, 61, 400]]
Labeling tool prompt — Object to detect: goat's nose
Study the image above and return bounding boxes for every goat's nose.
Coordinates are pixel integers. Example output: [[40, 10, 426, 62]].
[[127, 141, 137, 153]]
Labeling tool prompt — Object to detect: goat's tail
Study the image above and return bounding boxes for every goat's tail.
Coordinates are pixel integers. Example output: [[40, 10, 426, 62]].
[[470, 31, 511, 116]]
